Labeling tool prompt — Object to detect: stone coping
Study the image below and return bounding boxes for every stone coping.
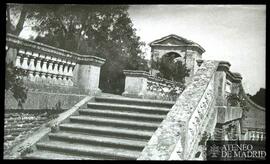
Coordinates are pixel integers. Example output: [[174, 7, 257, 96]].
[[123, 70, 183, 86], [5, 96, 93, 159], [6, 33, 105, 66]]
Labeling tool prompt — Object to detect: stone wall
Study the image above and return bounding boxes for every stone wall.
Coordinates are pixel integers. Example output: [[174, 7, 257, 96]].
[[5, 90, 87, 110], [4, 110, 62, 157], [138, 60, 219, 160]]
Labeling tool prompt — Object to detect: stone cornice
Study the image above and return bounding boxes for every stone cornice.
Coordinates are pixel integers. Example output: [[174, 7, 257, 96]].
[[149, 34, 205, 53], [226, 71, 243, 83], [6, 33, 105, 66], [217, 61, 231, 71], [151, 44, 205, 54], [217, 61, 242, 83]]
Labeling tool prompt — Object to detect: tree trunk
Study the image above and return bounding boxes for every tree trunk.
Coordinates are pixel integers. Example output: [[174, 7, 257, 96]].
[[14, 5, 27, 36]]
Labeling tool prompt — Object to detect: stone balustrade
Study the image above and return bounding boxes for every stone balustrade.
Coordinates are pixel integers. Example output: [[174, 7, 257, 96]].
[[138, 60, 219, 160], [246, 130, 265, 141], [122, 70, 184, 101], [6, 33, 105, 93]]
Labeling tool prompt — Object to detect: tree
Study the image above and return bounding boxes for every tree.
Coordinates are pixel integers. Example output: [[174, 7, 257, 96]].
[[6, 4, 149, 94], [154, 54, 190, 83], [6, 3, 28, 35], [5, 62, 28, 109], [249, 88, 265, 107]]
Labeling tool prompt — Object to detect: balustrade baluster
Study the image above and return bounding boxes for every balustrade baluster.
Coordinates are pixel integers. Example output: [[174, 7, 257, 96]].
[[46, 73, 53, 85], [67, 76, 73, 86], [21, 54, 29, 70], [28, 57, 36, 82], [41, 60, 48, 73], [46, 57, 53, 85], [53, 61, 59, 75], [58, 63, 64, 75], [47, 61, 54, 74], [63, 64, 69, 76], [62, 76, 68, 86], [34, 54, 42, 83], [40, 72, 47, 84], [68, 65, 74, 77], [15, 55, 22, 68], [40, 58, 48, 84], [52, 74, 58, 85], [57, 75, 64, 85]]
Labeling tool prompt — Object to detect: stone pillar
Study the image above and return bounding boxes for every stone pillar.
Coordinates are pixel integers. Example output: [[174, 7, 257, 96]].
[[214, 61, 230, 106], [122, 70, 149, 98], [73, 56, 105, 95], [213, 61, 231, 139]]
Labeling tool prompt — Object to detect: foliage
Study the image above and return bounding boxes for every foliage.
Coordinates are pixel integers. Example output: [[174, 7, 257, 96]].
[[226, 93, 240, 106], [147, 80, 185, 101], [7, 4, 149, 94], [249, 88, 265, 107], [20, 146, 34, 157], [226, 91, 249, 112], [151, 54, 190, 83], [5, 62, 28, 109]]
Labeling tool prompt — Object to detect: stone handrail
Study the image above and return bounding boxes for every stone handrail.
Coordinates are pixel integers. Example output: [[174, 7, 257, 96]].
[[123, 70, 184, 101], [138, 60, 219, 160], [6, 33, 105, 89]]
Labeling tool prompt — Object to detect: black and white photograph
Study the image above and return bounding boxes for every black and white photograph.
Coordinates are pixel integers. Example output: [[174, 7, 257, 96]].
[[4, 4, 266, 160]]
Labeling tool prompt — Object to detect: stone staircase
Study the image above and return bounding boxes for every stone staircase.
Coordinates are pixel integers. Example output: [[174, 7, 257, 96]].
[[24, 96, 174, 160]]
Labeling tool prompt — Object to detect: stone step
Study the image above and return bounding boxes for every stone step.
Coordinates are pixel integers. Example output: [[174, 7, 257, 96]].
[[59, 123, 153, 140], [69, 115, 159, 131], [24, 150, 103, 160], [79, 108, 165, 122], [35, 140, 140, 160], [95, 96, 175, 108], [87, 102, 169, 114], [48, 132, 146, 151]]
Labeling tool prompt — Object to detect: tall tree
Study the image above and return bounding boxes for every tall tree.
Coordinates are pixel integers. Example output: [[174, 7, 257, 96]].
[[7, 4, 149, 94]]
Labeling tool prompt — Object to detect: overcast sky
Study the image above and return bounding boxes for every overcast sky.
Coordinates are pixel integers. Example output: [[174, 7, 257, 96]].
[[128, 5, 266, 95]]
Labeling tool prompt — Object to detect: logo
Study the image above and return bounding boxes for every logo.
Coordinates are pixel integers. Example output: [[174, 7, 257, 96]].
[[206, 141, 266, 160], [208, 144, 220, 158]]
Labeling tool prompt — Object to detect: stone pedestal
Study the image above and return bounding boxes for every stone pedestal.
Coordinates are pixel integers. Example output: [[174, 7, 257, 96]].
[[73, 56, 105, 95], [122, 70, 149, 98]]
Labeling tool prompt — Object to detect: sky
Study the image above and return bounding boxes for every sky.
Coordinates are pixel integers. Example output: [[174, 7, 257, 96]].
[[128, 5, 266, 95]]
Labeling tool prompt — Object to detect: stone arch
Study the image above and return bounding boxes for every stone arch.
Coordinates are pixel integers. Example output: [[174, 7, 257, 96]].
[[161, 51, 184, 63], [149, 34, 205, 82]]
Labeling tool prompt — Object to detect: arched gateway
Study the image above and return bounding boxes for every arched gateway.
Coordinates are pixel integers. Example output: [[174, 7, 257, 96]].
[[149, 34, 205, 83]]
